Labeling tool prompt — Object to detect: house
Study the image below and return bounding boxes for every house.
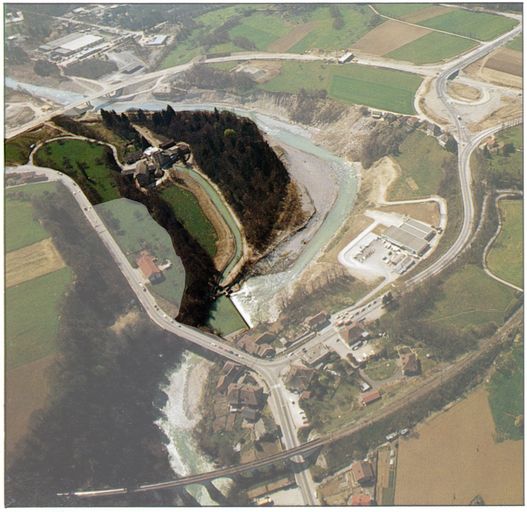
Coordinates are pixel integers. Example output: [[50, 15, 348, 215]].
[[400, 352, 421, 376], [351, 494, 373, 506], [360, 389, 381, 406], [136, 250, 163, 284], [216, 361, 243, 393], [305, 311, 329, 331], [227, 383, 264, 410], [237, 334, 275, 358], [341, 325, 367, 346], [351, 461, 374, 485], [284, 364, 315, 393]]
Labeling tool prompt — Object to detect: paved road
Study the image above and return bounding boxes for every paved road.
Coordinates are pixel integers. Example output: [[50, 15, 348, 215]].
[[58, 306, 522, 498], [6, 164, 316, 505]]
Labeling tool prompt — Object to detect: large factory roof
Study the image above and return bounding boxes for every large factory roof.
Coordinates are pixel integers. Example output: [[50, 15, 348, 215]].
[[383, 225, 429, 255], [40, 32, 102, 52]]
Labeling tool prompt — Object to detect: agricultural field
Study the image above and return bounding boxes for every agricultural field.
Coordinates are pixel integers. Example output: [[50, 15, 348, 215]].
[[389, 131, 447, 200], [208, 296, 247, 335], [386, 31, 476, 64], [373, 3, 431, 19], [487, 337, 523, 441], [420, 9, 517, 41], [5, 184, 58, 252], [506, 33, 523, 51], [34, 139, 120, 202], [487, 199, 523, 288], [426, 264, 519, 329], [6, 267, 73, 370], [395, 386, 523, 505], [260, 62, 422, 114], [96, 198, 186, 307], [484, 47, 522, 77], [160, 185, 218, 258]]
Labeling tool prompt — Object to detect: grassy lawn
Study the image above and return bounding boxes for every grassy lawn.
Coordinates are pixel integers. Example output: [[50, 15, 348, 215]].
[[5, 125, 62, 165], [506, 33, 523, 51], [427, 264, 519, 328], [6, 267, 73, 370], [261, 62, 422, 114], [6, 182, 59, 252], [487, 199, 523, 288], [288, 4, 379, 53], [487, 338, 523, 441], [373, 3, 430, 18], [160, 185, 218, 258], [34, 139, 120, 202], [389, 130, 447, 200], [208, 296, 248, 335], [303, 376, 361, 433], [364, 358, 398, 381], [96, 198, 186, 306], [228, 12, 290, 50], [386, 32, 476, 64], [420, 9, 518, 41], [159, 40, 202, 68]]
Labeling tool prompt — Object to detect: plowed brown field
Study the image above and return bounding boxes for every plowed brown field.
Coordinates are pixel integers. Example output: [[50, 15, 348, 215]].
[[352, 20, 430, 55], [485, 47, 522, 77], [267, 22, 319, 52], [401, 5, 454, 24], [395, 386, 523, 505]]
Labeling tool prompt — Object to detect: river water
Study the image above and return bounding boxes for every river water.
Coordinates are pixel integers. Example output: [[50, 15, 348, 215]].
[[156, 352, 232, 505]]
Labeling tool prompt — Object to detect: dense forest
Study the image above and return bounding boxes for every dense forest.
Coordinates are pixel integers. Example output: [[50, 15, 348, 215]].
[[6, 185, 183, 506], [109, 107, 298, 253]]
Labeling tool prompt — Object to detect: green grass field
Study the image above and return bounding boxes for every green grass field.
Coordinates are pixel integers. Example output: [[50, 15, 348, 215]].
[[160, 185, 218, 258], [485, 125, 523, 189], [389, 131, 447, 200], [96, 198, 186, 307], [34, 139, 120, 202], [207, 296, 247, 335], [386, 32, 476, 64], [288, 4, 379, 53], [420, 9, 518, 41], [427, 264, 518, 328], [6, 267, 73, 370], [487, 199, 523, 288], [228, 12, 290, 50], [373, 3, 430, 18], [487, 338, 523, 441], [261, 62, 421, 114], [6, 182, 59, 252], [506, 33, 523, 51]]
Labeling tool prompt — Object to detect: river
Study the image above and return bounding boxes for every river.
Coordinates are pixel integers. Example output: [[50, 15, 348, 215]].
[[156, 352, 231, 505]]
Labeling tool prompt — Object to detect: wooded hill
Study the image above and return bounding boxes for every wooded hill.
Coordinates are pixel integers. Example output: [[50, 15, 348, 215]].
[[108, 107, 301, 253]]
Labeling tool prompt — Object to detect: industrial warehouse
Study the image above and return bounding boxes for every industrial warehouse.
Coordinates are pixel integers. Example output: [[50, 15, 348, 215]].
[[382, 218, 436, 256]]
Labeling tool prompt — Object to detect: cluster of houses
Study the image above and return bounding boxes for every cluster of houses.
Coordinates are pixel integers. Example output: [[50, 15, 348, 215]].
[[235, 331, 276, 359], [213, 361, 268, 433]]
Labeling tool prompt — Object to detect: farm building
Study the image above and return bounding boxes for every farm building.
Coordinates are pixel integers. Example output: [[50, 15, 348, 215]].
[[338, 51, 354, 64], [351, 461, 375, 485], [360, 389, 381, 406], [136, 250, 163, 284]]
